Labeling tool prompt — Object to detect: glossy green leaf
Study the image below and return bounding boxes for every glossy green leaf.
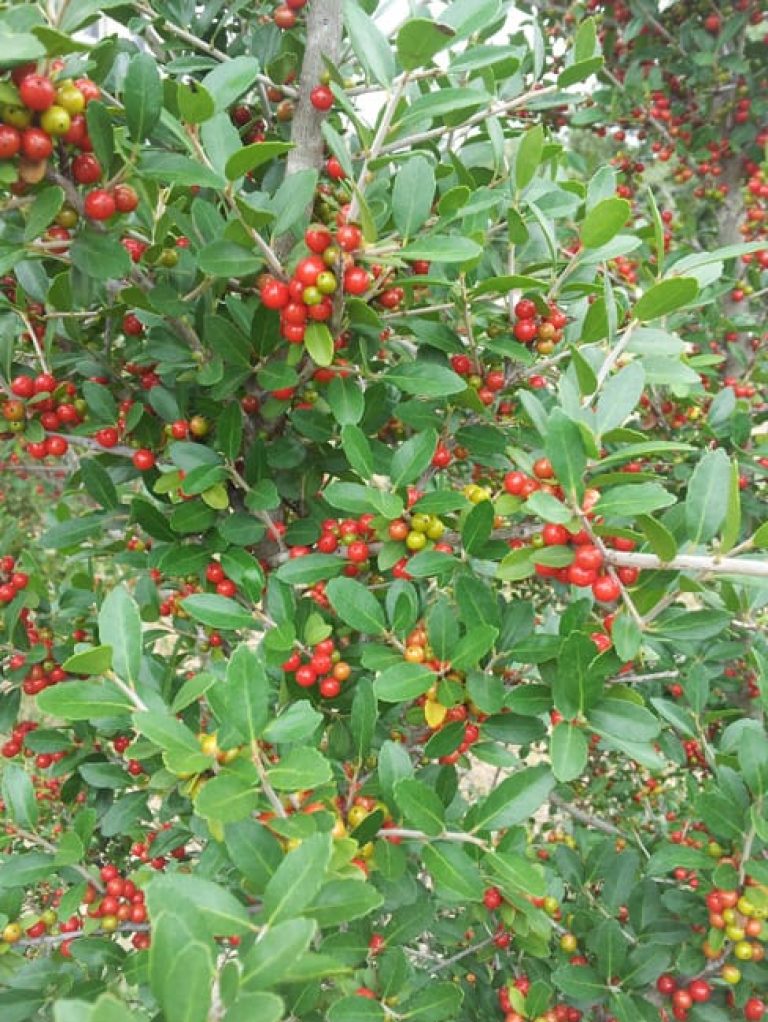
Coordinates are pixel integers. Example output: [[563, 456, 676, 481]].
[[326, 577, 386, 635]]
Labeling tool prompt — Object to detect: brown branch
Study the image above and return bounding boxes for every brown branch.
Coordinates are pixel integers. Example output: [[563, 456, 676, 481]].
[[275, 0, 343, 258]]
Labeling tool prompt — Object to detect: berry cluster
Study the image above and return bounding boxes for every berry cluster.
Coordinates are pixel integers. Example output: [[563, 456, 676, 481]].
[[449, 355, 508, 405], [259, 222, 369, 344], [282, 636, 351, 699], [2, 373, 82, 459], [512, 298, 568, 355], [504, 460, 639, 602], [0, 64, 98, 188], [0, 553, 29, 604]]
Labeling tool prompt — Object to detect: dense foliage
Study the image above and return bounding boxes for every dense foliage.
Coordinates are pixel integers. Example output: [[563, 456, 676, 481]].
[[0, 1, 766, 1020]]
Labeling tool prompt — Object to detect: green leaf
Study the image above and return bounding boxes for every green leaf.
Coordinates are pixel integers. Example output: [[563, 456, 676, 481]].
[[0, 852, 55, 887], [398, 236, 482, 263], [70, 229, 131, 282], [546, 409, 586, 501], [552, 964, 605, 1002], [124, 53, 163, 141], [422, 843, 485, 901], [304, 322, 334, 367], [197, 240, 262, 278], [225, 820, 282, 891], [202, 57, 261, 112], [2, 762, 38, 828], [374, 662, 436, 702], [595, 482, 675, 518], [224, 993, 284, 1022], [328, 376, 364, 424], [328, 998, 385, 1022], [139, 151, 226, 190], [326, 577, 386, 635], [240, 917, 317, 990], [225, 141, 293, 181], [739, 728, 768, 798], [271, 168, 318, 236], [450, 625, 498, 671], [484, 851, 546, 899], [637, 514, 677, 561], [80, 459, 119, 510], [61, 645, 113, 675], [551, 722, 588, 782], [267, 747, 332, 790], [402, 984, 464, 1021], [595, 361, 645, 434], [181, 594, 255, 630], [391, 428, 437, 488], [195, 772, 258, 823], [340, 425, 374, 479], [342, 0, 396, 85], [216, 401, 243, 461], [148, 874, 252, 937], [581, 197, 630, 248], [685, 448, 730, 545], [275, 554, 346, 586], [473, 765, 555, 832], [646, 844, 714, 876], [553, 631, 603, 716], [227, 644, 269, 743], [396, 19, 455, 70], [36, 680, 134, 719], [392, 155, 436, 237], [351, 679, 377, 761], [587, 698, 660, 742], [306, 878, 384, 926], [263, 701, 321, 745], [85, 101, 114, 176], [177, 81, 214, 124], [24, 186, 64, 243], [462, 499, 495, 555], [133, 711, 210, 773], [633, 278, 699, 321], [382, 363, 466, 397], [98, 586, 141, 686], [558, 56, 604, 87], [394, 778, 445, 836], [516, 124, 545, 191], [574, 16, 598, 60], [261, 832, 332, 924]]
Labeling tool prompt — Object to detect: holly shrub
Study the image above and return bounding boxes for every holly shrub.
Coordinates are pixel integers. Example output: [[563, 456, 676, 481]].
[[0, 1, 767, 1021]]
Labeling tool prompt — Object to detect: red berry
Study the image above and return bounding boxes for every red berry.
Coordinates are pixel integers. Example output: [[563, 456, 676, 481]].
[[319, 677, 341, 698], [745, 998, 765, 1021], [343, 266, 370, 295], [260, 277, 290, 309], [84, 189, 116, 221], [113, 184, 139, 213], [310, 85, 334, 111], [592, 575, 621, 603], [514, 298, 537, 319], [337, 224, 362, 252], [295, 664, 317, 688], [20, 128, 53, 161], [132, 449, 155, 471], [0, 125, 21, 159], [347, 541, 369, 563], [687, 980, 711, 1003], [10, 376, 34, 399], [656, 975, 676, 996], [72, 154, 102, 185], [19, 75, 56, 112]]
